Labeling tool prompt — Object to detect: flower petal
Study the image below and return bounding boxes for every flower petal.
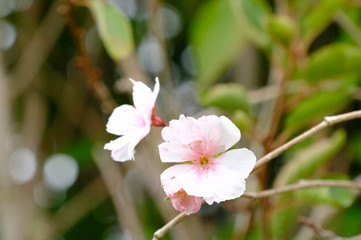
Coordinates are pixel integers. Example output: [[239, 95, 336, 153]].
[[168, 190, 202, 215], [161, 115, 201, 144], [178, 163, 248, 204], [217, 148, 256, 179], [104, 136, 134, 162], [104, 132, 144, 162], [197, 115, 240, 151], [106, 105, 147, 136], [158, 142, 193, 163], [160, 164, 193, 194], [130, 78, 159, 120]]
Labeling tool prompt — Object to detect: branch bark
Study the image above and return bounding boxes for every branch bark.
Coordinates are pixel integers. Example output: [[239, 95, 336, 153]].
[[152, 213, 188, 240], [59, 1, 116, 114], [253, 110, 361, 171], [243, 179, 361, 199], [299, 216, 361, 240]]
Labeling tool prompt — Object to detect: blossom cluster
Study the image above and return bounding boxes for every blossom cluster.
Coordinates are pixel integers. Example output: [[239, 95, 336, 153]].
[[104, 79, 256, 215]]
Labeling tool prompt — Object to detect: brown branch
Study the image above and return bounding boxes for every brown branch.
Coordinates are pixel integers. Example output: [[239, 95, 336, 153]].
[[242, 179, 361, 199], [58, 1, 116, 114], [299, 216, 361, 240], [152, 213, 188, 240], [254, 110, 361, 171]]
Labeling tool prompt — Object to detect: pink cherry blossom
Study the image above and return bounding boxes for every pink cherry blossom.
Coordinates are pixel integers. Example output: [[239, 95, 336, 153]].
[[104, 78, 160, 162], [159, 115, 256, 210], [166, 189, 202, 215]]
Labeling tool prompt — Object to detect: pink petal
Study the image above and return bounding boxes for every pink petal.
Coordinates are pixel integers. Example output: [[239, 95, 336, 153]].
[[106, 105, 147, 136], [197, 115, 240, 151], [130, 78, 159, 120], [217, 148, 256, 179], [180, 164, 247, 204], [160, 164, 193, 194], [168, 189, 202, 215], [158, 142, 193, 163], [161, 115, 201, 144]]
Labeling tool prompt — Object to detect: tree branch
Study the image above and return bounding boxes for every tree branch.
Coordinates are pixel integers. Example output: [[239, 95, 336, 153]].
[[242, 179, 361, 199], [299, 216, 361, 240], [59, 1, 116, 114], [152, 213, 188, 240], [253, 110, 361, 171]]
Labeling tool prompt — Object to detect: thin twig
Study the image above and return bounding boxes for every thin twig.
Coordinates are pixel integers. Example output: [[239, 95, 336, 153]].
[[299, 216, 361, 240], [152, 213, 188, 240], [242, 179, 361, 199], [253, 110, 361, 171], [59, 1, 116, 114]]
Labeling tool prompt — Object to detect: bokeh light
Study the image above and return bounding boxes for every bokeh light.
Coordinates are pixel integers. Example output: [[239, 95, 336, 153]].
[[0, 20, 17, 50], [8, 148, 37, 185], [43, 154, 79, 191]]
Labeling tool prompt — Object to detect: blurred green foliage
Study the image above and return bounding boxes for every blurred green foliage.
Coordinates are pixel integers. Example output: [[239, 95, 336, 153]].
[[2, 0, 361, 239]]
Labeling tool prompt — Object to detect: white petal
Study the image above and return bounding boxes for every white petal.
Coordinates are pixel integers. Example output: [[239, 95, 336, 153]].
[[104, 136, 133, 162], [197, 115, 240, 151], [130, 78, 159, 120], [104, 133, 144, 162], [161, 115, 201, 144], [217, 148, 256, 179], [181, 164, 247, 204], [161, 164, 193, 194], [158, 142, 193, 163], [106, 105, 147, 136], [203, 179, 246, 205]]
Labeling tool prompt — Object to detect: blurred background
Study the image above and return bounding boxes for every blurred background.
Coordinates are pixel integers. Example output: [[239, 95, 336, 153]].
[[1, 0, 361, 239]]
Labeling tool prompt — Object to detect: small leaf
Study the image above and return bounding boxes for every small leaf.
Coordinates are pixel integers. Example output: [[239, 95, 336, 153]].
[[200, 83, 249, 112], [232, 110, 253, 133], [267, 15, 296, 47], [89, 0, 133, 61], [233, 0, 271, 48], [190, 0, 246, 90], [284, 88, 352, 134], [274, 129, 346, 187], [298, 44, 361, 82], [271, 206, 301, 239], [301, 0, 349, 44]]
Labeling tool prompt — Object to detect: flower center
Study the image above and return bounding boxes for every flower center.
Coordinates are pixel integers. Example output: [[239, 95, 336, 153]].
[[200, 155, 209, 165]]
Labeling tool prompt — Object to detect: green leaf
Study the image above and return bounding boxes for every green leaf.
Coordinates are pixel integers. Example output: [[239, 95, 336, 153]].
[[200, 83, 249, 112], [233, 0, 271, 48], [271, 206, 302, 239], [284, 88, 352, 134], [327, 203, 361, 236], [89, 0, 133, 61], [294, 174, 355, 208], [190, 0, 246, 90], [274, 129, 346, 187], [232, 110, 253, 133], [301, 0, 349, 44], [298, 44, 361, 82], [267, 15, 296, 47]]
